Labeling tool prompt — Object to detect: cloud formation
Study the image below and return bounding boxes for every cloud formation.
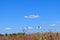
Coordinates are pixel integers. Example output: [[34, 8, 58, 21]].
[[4, 28, 12, 30], [28, 27, 33, 30], [23, 27, 33, 30], [50, 24, 56, 26], [24, 15, 40, 18]]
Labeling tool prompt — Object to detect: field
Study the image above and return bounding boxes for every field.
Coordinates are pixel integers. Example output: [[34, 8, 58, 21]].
[[0, 32, 60, 40]]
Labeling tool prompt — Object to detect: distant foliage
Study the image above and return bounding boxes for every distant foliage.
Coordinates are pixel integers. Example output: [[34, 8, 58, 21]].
[[0, 32, 60, 40]]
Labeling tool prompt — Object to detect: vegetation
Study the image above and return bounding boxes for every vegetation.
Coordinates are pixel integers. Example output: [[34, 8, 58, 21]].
[[0, 32, 60, 40]]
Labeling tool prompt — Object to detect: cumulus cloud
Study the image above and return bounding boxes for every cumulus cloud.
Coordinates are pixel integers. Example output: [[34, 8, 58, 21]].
[[4, 28, 12, 30], [24, 15, 40, 18], [50, 24, 56, 26]]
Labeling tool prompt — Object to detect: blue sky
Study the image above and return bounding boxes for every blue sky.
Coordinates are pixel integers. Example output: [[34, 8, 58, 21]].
[[0, 0, 60, 34]]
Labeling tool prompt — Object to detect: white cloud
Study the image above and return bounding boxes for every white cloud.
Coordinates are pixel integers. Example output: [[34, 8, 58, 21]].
[[4, 28, 12, 30], [50, 24, 56, 26], [24, 15, 40, 18], [28, 27, 33, 30], [23, 27, 33, 30]]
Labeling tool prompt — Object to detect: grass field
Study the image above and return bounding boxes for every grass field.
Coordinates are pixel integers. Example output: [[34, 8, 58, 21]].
[[0, 32, 60, 40]]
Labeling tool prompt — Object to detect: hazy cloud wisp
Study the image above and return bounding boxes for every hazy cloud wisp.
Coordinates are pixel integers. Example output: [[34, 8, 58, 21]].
[[50, 24, 56, 26], [4, 28, 12, 30], [24, 15, 40, 18]]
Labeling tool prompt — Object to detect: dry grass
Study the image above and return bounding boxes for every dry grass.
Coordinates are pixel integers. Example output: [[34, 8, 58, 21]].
[[0, 32, 60, 40]]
